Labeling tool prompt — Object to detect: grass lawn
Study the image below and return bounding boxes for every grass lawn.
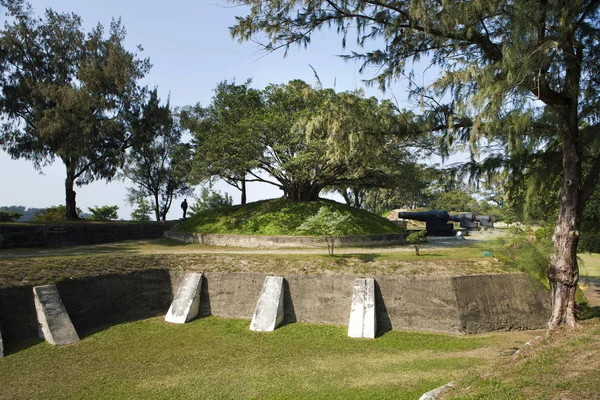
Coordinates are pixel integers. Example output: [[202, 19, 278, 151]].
[[179, 198, 403, 236], [579, 253, 600, 278], [0, 317, 542, 400]]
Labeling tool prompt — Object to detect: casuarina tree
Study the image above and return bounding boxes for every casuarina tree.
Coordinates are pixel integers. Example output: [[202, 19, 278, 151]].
[[0, 1, 150, 219], [229, 0, 600, 329], [123, 90, 193, 222]]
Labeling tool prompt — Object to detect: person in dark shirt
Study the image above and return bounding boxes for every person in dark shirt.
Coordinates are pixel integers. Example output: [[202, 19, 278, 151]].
[[181, 199, 188, 219]]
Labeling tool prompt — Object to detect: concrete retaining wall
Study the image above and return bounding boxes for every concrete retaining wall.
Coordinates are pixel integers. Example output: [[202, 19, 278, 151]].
[[169, 271, 550, 334], [165, 231, 408, 248], [0, 271, 550, 342], [0, 270, 173, 340], [0, 222, 172, 249]]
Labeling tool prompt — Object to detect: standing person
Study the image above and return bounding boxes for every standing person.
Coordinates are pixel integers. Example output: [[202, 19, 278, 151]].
[[181, 199, 188, 219]]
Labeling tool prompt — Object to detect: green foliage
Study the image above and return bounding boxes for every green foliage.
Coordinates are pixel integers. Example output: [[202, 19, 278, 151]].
[[34, 205, 82, 221], [297, 206, 353, 255], [180, 79, 262, 201], [124, 90, 194, 222], [0, 206, 44, 222], [406, 231, 427, 256], [179, 198, 404, 237], [0, 210, 22, 222], [493, 227, 552, 286], [129, 198, 152, 222], [188, 187, 233, 216], [580, 186, 600, 253], [182, 79, 424, 202], [0, 3, 151, 219], [88, 205, 119, 221], [429, 190, 477, 212]]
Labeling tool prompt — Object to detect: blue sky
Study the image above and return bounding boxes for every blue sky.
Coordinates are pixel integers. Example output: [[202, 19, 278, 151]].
[[0, 1, 442, 219]]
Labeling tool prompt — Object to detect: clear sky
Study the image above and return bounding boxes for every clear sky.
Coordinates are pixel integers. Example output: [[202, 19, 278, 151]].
[[0, 1, 440, 220]]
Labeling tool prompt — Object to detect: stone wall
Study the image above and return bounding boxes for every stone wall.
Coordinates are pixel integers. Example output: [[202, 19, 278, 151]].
[[0, 222, 172, 249], [165, 231, 408, 248], [0, 271, 550, 342]]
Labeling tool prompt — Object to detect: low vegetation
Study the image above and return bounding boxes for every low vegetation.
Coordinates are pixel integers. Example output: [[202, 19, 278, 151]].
[[447, 320, 600, 399], [0, 317, 542, 400], [0, 238, 515, 289], [178, 198, 404, 236]]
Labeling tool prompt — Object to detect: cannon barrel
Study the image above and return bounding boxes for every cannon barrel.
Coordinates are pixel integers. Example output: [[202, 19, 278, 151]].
[[476, 215, 494, 228], [398, 210, 450, 223], [448, 213, 476, 222]]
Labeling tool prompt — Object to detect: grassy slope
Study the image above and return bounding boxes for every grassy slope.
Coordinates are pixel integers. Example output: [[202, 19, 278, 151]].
[[178, 198, 404, 235], [0, 317, 540, 400], [447, 319, 600, 399]]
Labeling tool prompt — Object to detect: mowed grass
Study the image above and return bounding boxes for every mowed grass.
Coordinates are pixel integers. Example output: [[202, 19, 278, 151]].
[[0, 317, 540, 400], [179, 198, 403, 235]]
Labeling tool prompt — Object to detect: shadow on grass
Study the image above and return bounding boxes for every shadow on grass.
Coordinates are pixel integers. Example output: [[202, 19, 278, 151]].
[[151, 238, 190, 247], [3, 337, 44, 356], [577, 304, 600, 320], [335, 253, 382, 263]]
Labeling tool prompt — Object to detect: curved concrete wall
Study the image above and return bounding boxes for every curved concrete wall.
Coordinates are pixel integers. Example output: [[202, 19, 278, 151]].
[[165, 231, 408, 248], [0, 271, 550, 343]]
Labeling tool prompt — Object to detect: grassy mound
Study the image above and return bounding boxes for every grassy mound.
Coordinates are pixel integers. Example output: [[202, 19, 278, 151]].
[[178, 198, 404, 236]]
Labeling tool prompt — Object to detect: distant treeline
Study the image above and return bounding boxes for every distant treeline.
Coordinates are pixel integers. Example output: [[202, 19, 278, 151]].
[[0, 206, 93, 221], [0, 206, 44, 221]]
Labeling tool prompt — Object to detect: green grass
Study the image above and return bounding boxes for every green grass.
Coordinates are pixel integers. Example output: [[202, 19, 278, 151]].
[[179, 198, 403, 235], [579, 253, 600, 278], [0, 317, 541, 400], [447, 320, 600, 399]]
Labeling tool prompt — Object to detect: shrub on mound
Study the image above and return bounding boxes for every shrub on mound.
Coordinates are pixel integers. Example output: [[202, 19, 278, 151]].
[[178, 198, 404, 236]]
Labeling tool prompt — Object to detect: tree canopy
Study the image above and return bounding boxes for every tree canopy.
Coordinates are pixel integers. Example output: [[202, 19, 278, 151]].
[[0, 1, 150, 219], [229, 0, 600, 328], [183, 79, 424, 203], [123, 90, 193, 222]]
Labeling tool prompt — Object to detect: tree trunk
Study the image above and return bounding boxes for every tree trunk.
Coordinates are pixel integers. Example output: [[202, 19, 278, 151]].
[[285, 182, 322, 202], [154, 194, 161, 222], [241, 178, 247, 205], [547, 120, 581, 329], [64, 161, 79, 220]]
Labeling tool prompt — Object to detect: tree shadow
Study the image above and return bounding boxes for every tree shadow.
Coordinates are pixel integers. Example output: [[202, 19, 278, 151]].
[[577, 304, 600, 320], [335, 254, 381, 263]]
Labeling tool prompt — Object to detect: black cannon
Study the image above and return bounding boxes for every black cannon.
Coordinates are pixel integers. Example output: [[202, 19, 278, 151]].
[[398, 210, 455, 236], [476, 215, 494, 228], [449, 213, 479, 230]]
